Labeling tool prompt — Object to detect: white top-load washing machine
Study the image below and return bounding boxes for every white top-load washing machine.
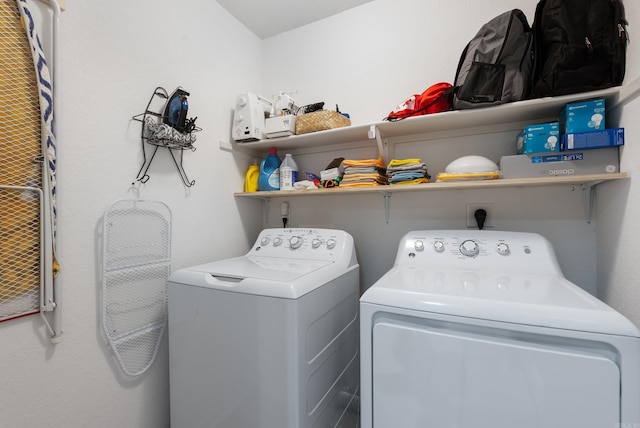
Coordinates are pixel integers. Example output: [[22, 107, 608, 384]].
[[168, 228, 360, 428], [360, 230, 640, 428]]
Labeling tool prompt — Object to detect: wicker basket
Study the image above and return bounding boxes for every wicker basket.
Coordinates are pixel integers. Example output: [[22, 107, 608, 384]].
[[295, 110, 351, 135]]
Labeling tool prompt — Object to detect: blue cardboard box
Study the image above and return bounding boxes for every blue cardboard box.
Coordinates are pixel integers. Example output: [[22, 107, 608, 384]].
[[517, 122, 560, 154], [560, 98, 605, 134], [561, 128, 624, 150]]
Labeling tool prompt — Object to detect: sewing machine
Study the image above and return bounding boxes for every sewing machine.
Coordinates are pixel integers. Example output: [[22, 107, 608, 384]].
[[232, 91, 298, 141]]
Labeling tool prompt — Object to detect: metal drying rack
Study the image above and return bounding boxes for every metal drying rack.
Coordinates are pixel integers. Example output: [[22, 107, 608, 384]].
[[132, 87, 201, 187]]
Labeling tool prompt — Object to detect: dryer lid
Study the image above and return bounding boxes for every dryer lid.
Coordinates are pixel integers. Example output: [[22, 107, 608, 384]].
[[361, 266, 640, 337]]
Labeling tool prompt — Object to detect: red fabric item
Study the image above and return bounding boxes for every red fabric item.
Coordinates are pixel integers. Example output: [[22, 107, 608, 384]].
[[386, 82, 453, 121]]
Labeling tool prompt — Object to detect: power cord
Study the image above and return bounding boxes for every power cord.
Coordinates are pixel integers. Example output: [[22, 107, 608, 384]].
[[281, 202, 289, 228], [474, 209, 487, 230]]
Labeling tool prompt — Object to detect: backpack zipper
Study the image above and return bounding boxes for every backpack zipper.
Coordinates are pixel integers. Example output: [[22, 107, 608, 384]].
[[584, 37, 594, 54], [496, 10, 520, 63], [618, 19, 628, 44], [584, 0, 593, 54]]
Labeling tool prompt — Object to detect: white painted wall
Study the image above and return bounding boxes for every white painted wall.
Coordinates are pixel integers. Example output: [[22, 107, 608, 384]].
[[1, 0, 639, 427], [0, 1, 261, 426], [595, 1, 640, 327]]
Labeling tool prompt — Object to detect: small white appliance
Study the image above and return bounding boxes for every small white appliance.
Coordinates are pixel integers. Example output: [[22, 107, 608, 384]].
[[232, 91, 300, 141], [168, 228, 360, 428], [360, 230, 640, 428], [266, 114, 296, 138], [232, 92, 272, 141]]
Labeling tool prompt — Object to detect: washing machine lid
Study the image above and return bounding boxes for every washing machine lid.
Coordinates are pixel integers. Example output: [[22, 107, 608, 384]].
[[168, 255, 343, 299], [197, 255, 333, 281], [361, 266, 640, 337]]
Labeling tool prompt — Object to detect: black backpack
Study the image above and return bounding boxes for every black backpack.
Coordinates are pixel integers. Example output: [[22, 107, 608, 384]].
[[532, 0, 628, 97], [453, 9, 534, 110]]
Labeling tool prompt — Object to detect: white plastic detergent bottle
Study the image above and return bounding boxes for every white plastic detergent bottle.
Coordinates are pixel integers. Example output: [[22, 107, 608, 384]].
[[279, 153, 298, 190], [258, 147, 281, 191]]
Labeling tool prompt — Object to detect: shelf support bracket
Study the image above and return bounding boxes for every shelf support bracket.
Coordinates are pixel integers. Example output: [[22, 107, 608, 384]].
[[580, 181, 603, 224], [261, 197, 271, 224], [382, 191, 392, 223], [369, 125, 389, 164]]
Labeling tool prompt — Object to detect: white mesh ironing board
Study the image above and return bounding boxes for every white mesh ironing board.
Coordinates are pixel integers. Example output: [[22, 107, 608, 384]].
[[102, 199, 171, 377]]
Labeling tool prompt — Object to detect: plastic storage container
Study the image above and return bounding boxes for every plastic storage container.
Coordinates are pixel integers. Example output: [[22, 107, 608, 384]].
[[244, 163, 259, 192], [258, 148, 281, 191], [279, 153, 298, 191]]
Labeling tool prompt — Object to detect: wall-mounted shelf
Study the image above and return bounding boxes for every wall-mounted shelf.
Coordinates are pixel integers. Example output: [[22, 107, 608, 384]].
[[230, 85, 628, 158], [232, 80, 639, 224], [235, 173, 627, 198], [236, 173, 628, 223]]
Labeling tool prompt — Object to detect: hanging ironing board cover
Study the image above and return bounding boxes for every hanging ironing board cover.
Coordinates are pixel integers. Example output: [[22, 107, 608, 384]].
[[0, 0, 56, 322], [102, 200, 172, 377], [17, 0, 58, 224]]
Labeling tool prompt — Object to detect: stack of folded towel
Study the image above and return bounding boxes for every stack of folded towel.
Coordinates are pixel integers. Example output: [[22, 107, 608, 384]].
[[387, 158, 430, 185], [339, 157, 387, 187]]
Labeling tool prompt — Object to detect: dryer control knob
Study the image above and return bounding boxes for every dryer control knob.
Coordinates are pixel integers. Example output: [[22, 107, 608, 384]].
[[260, 237, 270, 246], [414, 240, 425, 252], [433, 240, 445, 253], [460, 239, 479, 257], [273, 237, 282, 247], [496, 242, 510, 255], [326, 239, 336, 250], [312, 239, 322, 249], [237, 96, 247, 107], [290, 236, 303, 249]]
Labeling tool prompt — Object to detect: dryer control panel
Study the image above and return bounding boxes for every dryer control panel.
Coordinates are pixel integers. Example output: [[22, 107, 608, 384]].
[[395, 230, 563, 275], [250, 228, 354, 262]]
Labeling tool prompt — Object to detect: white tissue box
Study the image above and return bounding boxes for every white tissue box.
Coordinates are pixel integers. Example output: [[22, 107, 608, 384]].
[[500, 148, 619, 178]]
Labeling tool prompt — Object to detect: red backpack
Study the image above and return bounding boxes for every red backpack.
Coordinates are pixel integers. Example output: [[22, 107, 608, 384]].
[[385, 82, 453, 121]]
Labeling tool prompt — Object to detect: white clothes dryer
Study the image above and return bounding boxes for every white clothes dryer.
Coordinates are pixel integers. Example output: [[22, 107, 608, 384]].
[[168, 228, 360, 428], [360, 230, 640, 428]]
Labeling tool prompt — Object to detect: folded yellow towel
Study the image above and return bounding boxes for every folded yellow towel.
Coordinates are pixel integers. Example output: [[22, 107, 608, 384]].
[[342, 156, 385, 168], [436, 171, 502, 182], [388, 158, 422, 167]]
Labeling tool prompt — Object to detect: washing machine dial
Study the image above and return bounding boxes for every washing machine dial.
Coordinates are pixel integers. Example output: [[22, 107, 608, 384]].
[[414, 240, 425, 252], [237, 96, 247, 107], [260, 237, 270, 246], [496, 242, 510, 255], [289, 236, 303, 249], [460, 239, 480, 257], [312, 238, 322, 249], [326, 239, 336, 250], [273, 237, 282, 247], [433, 240, 445, 253]]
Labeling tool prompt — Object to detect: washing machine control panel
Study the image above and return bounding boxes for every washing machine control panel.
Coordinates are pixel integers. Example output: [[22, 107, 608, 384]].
[[398, 230, 561, 274], [251, 228, 353, 260]]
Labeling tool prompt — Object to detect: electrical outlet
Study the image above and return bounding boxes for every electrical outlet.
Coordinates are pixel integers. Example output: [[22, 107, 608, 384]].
[[466, 203, 495, 229], [280, 201, 289, 217]]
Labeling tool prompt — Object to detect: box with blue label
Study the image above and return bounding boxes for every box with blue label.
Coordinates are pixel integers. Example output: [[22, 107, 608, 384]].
[[560, 98, 605, 134], [561, 128, 624, 150], [500, 147, 619, 178], [516, 122, 560, 154]]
